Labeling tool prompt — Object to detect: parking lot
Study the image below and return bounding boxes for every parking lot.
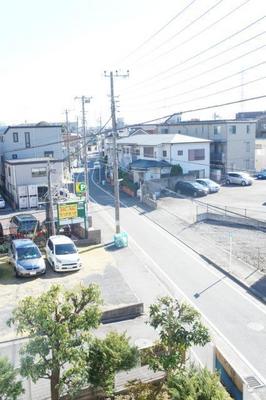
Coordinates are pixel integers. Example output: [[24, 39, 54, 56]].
[[158, 179, 266, 223], [0, 245, 138, 341]]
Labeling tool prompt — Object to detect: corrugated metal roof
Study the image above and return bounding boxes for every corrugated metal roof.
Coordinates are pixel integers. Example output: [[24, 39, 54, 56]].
[[117, 133, 210, 146]]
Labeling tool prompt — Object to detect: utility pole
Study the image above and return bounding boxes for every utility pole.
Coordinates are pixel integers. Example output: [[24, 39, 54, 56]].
[[47, 159, 56, 236], [75, 96, 92, 238], [104, 70, 129, 234], [75, 96, 92, 204], [65, 109, 71, 174]]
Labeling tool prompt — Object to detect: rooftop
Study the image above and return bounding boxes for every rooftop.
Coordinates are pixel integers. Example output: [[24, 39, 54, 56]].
[[3, 123, 62, 134], [5, 157, 61, 165], [130, 159, 171, 169], [117, 133, 210, 146]]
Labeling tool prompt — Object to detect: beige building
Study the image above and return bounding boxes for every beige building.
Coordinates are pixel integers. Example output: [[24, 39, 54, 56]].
[[255, 139, 266, 171]]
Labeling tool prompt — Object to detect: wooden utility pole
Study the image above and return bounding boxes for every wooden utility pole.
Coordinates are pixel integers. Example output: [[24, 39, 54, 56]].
[[47, 159, 56, 236], [104, 70, 129, 234]]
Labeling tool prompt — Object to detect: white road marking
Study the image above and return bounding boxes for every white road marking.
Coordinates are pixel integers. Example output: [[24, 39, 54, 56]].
[[90, 195, 266, 383], [90, 175, 266, 315]]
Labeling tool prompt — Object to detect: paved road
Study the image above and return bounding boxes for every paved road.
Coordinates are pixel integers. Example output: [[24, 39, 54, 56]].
[[89, 173, 266, 385]]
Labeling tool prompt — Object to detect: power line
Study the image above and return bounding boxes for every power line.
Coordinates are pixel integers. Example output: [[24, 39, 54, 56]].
[[119, 0, 198, 63], [127, 94, 266, 126], [131, 0, 225, 66], [122, 36, 266, 101], [126, 15, 265, 90], [124, 60, 266, 108], [143, 0, 251, 65]]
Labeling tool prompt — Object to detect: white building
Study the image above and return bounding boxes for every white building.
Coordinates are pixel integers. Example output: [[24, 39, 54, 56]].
[[5, 158, 63, 208], [117, 134, 210, 183], [0, 123, 66, 186]]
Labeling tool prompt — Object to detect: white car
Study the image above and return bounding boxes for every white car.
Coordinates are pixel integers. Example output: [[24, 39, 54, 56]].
[[225, 172, 253, 186], [46, 235, 81, 272], [196, 179, 220, 193], [0, 196, 5, 208]]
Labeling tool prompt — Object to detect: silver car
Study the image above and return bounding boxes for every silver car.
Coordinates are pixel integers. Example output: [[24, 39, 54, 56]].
[[9, 239, 46, 277], [225, 172, 253, 186], [196, 178, 220, 193]]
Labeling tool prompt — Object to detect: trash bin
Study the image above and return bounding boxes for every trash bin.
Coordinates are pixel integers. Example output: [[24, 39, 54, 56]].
[[114, 232, 128, 248]]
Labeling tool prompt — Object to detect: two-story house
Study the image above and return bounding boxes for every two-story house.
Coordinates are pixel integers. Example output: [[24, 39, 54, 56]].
[[117, 133, 210, 183], [0, 123, 66, 207], [128, 120, 256, 174]]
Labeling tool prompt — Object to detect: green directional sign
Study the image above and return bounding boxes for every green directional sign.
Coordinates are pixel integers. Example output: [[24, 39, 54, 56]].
[[75, 182, 86, 195]]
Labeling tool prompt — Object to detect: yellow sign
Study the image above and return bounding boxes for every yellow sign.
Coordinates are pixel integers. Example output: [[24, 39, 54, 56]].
[[58, 203, 78, 220], [75, 182, 86, 194]]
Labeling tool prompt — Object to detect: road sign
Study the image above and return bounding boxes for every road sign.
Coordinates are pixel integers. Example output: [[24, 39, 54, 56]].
[[75, 182, 86, 195], [57, 200, 86, 225]]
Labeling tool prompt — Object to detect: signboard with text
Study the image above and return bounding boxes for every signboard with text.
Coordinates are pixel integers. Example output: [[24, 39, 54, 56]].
[[57, 200, 86, 225], [75, 182, 86, 195]]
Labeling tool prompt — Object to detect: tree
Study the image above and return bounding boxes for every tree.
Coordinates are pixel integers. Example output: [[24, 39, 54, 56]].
[[0, 356, 24, 400], [167, 366, 231, 400], [7, 284, 102, 400], [170, 165, 183, 177], [86, 331, 139, 397], [143, 297, 210, 375], [115, 380, 170, 400]]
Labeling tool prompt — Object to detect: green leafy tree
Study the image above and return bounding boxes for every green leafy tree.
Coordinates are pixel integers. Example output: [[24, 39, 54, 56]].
[[7, 284, 102, 400], [115, 379, 170, 400], [167, 366, 231, 400], [143, 297, 210, 375], [86, 331, 139, 397], [0, 356, 24, 400], [170, 165, 183, 177]]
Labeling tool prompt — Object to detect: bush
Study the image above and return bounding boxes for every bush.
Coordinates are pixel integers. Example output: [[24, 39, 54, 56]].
[[170, 164, 183, 177]]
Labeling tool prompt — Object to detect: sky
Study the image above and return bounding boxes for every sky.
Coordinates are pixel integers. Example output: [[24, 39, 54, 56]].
[[0, 0, 265, 127]]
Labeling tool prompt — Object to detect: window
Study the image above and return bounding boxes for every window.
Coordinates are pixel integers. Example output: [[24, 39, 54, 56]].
[[214, 126, 221, 135], [245, 160, 250, 169], [246, 125, 250, 134], [13, 132, 18, 142], [32, 167, 47, 177], [177, 150, 183, 156], [12, 154, 17, 159], [229, 125, 236, 134], [256, 144, 263, 149], [8, 167, 11, 177], [135, 149, 140, 156], [143, 146, 154, 158], [162, 150, 167, 157], [44, 151, 54, 158], [25, 132, 31, 148], [126, 148, 129, 154], [245, 142, 250, 153], [161, 128, 168, 134], [188, 148, 205, 161], [0, 136, 3, 142]]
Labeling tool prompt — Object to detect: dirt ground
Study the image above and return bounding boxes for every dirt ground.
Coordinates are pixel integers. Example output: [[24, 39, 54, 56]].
[[190, 221, 266, 272]]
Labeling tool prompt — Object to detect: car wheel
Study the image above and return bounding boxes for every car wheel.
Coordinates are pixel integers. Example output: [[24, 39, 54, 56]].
[[241, 181, 246, 186], [226, 179, 230, 185]]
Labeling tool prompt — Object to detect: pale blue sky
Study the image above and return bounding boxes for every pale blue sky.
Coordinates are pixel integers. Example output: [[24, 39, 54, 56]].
[[0, 0, 265, 126]]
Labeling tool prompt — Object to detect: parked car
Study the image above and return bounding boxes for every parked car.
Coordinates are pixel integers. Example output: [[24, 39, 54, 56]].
[[9, 239, 46, 277], [225, 172, 253, 186], [174, 181, 208, 197], [196, 178, 220, 193], [256, 169, 266, 180], [46, 235, 81, 272], [0, 196, 6, 209], [9, 214, 40, 238]]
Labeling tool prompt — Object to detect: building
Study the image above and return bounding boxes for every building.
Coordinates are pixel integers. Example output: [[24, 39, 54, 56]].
[[130, 120, 256, 174], [117, 133, 210, 183], [255, 139, 266, 171], [0, 122, 66, 187], [5, 158, 64, 208]]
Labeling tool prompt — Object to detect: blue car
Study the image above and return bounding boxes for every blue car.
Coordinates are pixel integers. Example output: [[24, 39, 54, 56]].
[[257, 169, 266, 179]]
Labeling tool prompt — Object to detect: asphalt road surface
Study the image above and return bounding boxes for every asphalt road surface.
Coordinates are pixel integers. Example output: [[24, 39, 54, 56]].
[[89, 171, 266, 385]]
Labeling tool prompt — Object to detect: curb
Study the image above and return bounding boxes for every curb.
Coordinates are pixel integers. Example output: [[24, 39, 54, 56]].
[[101, 302, 144, 324]]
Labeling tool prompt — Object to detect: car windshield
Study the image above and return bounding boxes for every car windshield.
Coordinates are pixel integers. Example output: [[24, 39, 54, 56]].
[[18, 220, 37, 233], [17, 246, 41, 260], [192, 182, 204, 189], [55, 243, 76, 255]]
